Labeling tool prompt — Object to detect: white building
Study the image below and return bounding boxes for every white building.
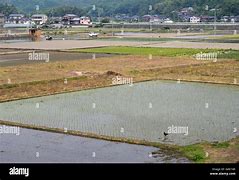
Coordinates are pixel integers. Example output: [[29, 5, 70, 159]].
[[31, 14, 48, 25], [80, 16, 92, 25], [7, 14, 25, 24], [190, 16, 201, 23]]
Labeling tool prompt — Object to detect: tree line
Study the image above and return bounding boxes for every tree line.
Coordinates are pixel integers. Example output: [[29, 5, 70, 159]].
[[1, 0, 239, 17]]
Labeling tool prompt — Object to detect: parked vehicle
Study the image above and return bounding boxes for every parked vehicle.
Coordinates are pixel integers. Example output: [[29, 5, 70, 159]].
[[89, 32, 99, 38], [45, 36, 53, 40]]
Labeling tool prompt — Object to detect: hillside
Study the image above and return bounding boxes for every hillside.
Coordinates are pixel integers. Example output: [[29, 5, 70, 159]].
[[1, 0, 239, 16]]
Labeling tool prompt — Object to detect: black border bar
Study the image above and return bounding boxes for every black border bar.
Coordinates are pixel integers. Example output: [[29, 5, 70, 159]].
[[0, 163, 238, 179]]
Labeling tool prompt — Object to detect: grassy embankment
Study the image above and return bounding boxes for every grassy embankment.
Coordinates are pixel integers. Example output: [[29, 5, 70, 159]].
[[73, 46, 239, 60], [215, 34, 239, 40]]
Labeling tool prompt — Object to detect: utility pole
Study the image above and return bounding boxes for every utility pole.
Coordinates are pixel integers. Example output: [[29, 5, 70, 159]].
[[149, 5, 153, 31], [210, 8, 217, 36], [111, 14, 113, 37], [148, 5, 153, 46], [214, 9, 217, 35], [92, 4, 96, 22], [36, 5, 39, 13]]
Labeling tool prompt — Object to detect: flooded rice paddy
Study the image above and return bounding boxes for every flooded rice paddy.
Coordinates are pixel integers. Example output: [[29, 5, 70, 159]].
[[0, 81, 238, 146], [0, 51, 115, 67], [0, 126, 189, 163]]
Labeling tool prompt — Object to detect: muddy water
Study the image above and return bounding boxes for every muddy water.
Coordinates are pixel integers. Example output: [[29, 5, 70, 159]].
[[0, 81, 238, 145], [0, 127, 189, 163]]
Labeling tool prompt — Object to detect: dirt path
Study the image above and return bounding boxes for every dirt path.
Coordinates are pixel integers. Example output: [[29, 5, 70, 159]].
[[1, 39, 239, 50]]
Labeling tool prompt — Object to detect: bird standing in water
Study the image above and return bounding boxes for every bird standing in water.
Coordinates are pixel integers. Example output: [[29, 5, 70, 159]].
[[164, 132, 169, 137], [162, 132, 169, 141]]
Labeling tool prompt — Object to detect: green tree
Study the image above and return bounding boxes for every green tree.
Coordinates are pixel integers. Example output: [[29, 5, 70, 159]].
[[0, 3, 19, 16]]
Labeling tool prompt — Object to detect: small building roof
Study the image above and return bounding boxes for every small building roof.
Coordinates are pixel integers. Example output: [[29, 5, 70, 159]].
[[64, 14, 78, 17], [32, 14, 47, 17], [9, 14, 24, 17]]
